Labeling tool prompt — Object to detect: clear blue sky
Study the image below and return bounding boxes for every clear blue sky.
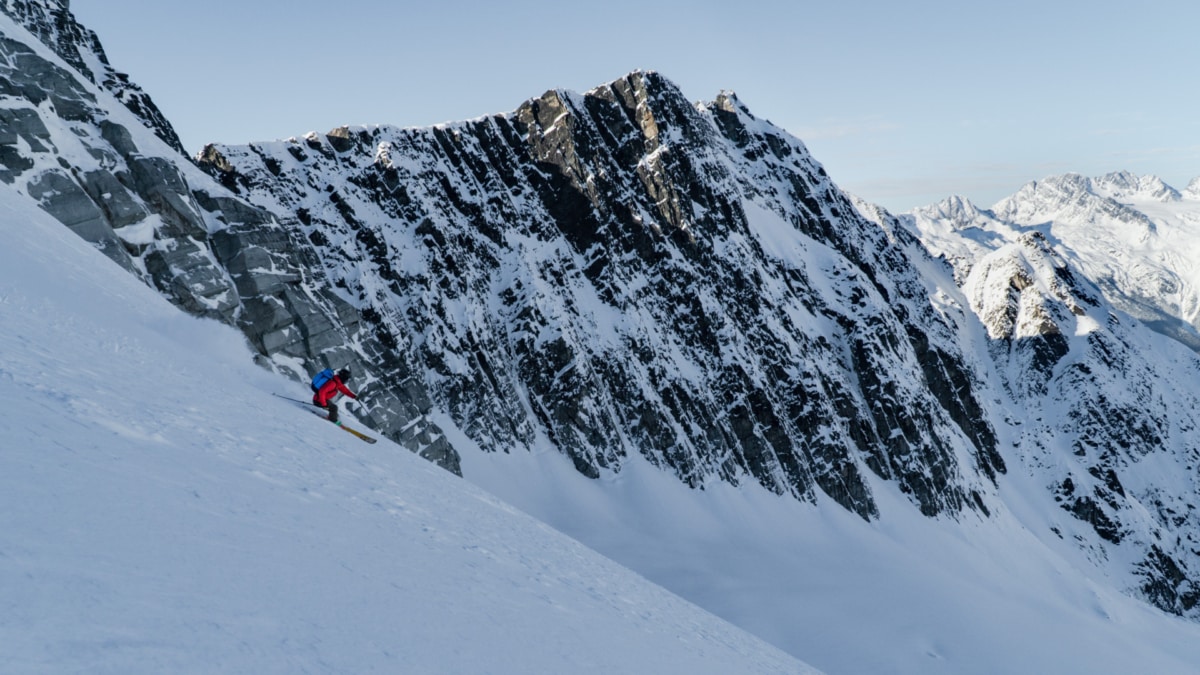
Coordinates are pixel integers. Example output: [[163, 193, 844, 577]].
[[71, 0, 1200, 212]]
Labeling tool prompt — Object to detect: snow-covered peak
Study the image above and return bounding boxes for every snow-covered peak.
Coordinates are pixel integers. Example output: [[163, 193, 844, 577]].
[[913, 194, 995, 229], [963, 231, 1091, 342], [1093, 171, 1181, 202], [1186, 177, 1200, 200], [992, 171, 1182, 225], [901, 195, 1013, 283], [992, 173, 1087, 215], [991, 172, 1156, 236]]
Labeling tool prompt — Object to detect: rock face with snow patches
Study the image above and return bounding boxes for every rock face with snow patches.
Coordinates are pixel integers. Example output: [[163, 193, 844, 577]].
[[195, 74, 1004, 520], [892, 179, 1200, 616], [979, 233, 1200, 614], [7, 0, 1200, 622]]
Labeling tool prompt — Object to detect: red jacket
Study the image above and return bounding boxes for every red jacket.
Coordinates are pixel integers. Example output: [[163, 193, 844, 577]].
[[313, 375, 356, 406]]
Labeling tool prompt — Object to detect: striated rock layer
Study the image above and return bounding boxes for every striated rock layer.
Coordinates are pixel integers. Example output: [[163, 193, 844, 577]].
[[198, 74, 1003, 520]]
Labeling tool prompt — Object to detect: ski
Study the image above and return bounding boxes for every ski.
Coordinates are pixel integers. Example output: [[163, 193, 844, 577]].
[[303, 407, 378, 444], [274, 392, 378, 444], [333, 422, 377, 444]]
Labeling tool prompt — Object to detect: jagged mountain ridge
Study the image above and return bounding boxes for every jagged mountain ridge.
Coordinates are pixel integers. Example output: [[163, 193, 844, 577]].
[[5, 0, 1200, 625], [197, 74, 1004, 520]]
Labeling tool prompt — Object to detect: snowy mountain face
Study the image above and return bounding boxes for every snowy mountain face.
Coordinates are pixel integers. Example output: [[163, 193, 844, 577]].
[[8, 0, 1200, 659], [890, 175, 1200, 616], [195, 74, 1005, 521]]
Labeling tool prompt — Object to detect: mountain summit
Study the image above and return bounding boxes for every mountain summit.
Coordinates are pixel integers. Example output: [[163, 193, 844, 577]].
[[196, 69, 1003, 522]]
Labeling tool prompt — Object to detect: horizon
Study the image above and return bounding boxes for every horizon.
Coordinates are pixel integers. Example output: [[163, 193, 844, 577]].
[[71, 1, 1199, 213]]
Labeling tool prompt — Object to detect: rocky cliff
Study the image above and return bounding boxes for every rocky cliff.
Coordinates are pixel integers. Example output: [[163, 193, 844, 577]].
[[195, 74, 1004, 520]]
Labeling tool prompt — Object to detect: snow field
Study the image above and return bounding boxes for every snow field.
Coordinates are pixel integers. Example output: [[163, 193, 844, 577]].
[[0, 193, 813, 673]]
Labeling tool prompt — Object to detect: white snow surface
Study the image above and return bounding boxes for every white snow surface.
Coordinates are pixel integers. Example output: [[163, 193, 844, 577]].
[[7, 178, 1200, 674], [462, 393, 1200, 674], [0, 191, 813, 673]]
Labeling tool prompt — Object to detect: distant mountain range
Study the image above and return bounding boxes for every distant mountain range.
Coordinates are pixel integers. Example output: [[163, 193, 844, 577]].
[[906, 171, 1200, 351], [3, 0, 1199, 661]]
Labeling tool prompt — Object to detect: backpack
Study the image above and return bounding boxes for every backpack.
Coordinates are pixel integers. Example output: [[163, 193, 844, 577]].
[[310, 368, 335, 393]]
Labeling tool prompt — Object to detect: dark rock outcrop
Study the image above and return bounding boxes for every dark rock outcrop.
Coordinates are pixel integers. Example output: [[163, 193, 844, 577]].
[[198, 72, 1002, 520]]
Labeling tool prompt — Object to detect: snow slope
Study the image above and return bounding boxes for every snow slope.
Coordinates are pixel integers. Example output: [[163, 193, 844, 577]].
[[0, 191, 813, 673], [459, 393, 1200, 674], [7, 176, 1200, 673]]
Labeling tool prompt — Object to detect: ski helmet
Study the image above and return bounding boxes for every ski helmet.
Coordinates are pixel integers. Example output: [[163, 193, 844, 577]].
[[338, 367, 352, 382]]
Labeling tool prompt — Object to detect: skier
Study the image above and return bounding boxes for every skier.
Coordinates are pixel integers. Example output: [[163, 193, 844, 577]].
[[311, 367, 358, 425]]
